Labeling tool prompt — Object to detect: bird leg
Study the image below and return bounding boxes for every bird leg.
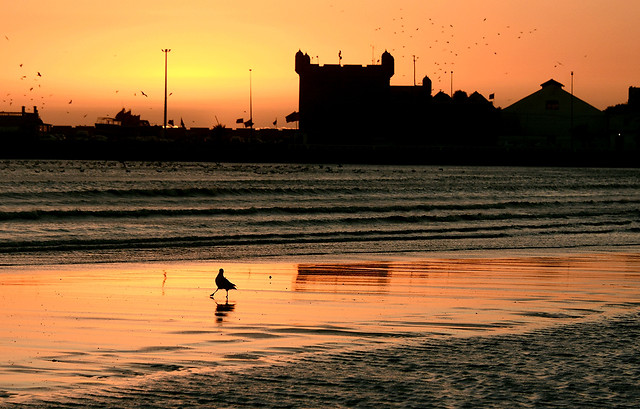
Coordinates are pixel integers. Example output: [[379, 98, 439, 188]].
[[210, 289, 218, 298]]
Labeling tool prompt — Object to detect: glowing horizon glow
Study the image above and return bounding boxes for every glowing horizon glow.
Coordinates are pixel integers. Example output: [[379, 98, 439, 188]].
[[1, 0, 639, 127]]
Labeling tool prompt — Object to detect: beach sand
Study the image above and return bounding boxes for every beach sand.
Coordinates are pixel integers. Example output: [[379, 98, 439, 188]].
[[1, 252, 640, 407]]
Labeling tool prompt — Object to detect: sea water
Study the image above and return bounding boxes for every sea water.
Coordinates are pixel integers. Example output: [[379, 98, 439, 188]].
[[1, 160, 640, 408], [1, 160, 639, 265]]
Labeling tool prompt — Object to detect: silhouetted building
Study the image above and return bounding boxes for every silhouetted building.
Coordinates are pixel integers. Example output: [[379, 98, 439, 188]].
[[295, 50, 498, 146], [94, 109, 156, 141], [503, 79, 606, 149], [605, 86, 640, 150], [628, 86, 640, 111], [295, 50, 395, 144], [387, 78, 432, 144], [114, 108, 150, 127], [0, 106, 47, 141]]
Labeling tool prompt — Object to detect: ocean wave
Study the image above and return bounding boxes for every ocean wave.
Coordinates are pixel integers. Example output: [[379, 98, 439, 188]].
[[0, 199, 638, 222], [2, 220, 634, 258], [0, 230, 506, 254], [0, 185, 378, 200], [1, 162, 638, 266]]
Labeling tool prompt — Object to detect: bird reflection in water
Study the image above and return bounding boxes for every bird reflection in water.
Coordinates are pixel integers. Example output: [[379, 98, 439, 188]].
[[214, 301, 236, 323]]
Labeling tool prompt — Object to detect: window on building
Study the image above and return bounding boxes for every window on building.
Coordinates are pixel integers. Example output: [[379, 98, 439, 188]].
[[546, 100, 560, 110]]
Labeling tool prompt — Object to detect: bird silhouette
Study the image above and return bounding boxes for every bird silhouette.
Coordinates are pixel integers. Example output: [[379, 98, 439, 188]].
[[141, 91, 148, 97], [210, 268, 236, 301]]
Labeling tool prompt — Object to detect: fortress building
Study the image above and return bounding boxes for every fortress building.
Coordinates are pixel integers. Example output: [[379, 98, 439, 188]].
[[295, 50, 396, 144], [295, 50, 497, 146]]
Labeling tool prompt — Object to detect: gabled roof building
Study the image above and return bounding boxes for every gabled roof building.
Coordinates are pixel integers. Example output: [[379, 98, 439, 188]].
[[503, 79, 606, 148]]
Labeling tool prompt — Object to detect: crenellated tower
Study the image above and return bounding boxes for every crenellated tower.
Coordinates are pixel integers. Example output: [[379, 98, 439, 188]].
[[295, 49, 395, 143]]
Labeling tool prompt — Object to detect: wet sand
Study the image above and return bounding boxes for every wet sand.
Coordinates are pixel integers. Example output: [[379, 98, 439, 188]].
[[1, 252, 640, 406]]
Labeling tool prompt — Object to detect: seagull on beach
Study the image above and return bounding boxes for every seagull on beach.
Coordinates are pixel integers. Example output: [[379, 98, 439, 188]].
[[210, 268, 236, 301]]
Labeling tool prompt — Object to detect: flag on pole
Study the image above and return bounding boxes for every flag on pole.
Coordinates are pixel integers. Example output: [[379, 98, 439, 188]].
[[236, 118, 244, 124], [285, 111, 299, 123], [244, 119, 254, 128]]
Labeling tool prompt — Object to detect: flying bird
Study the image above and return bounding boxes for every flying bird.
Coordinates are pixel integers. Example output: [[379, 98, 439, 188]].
[[37, 72, 41, 77], [210, 268, 237, 301], [68, 99, 72, 104], [141, 91, 148, 97]]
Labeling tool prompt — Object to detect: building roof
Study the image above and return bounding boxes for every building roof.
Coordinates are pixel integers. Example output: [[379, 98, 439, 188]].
[[540, 79, 564, 88], [504, 78, 601, 115]]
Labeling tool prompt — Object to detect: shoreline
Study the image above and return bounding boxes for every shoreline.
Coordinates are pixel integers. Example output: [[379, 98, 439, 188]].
[[2, 140, 638, 167], [3, 243, 639, 269]]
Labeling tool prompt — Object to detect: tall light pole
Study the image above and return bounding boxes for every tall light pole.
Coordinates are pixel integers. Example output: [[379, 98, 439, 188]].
[[412, 55, 418, 86], [570, 71, 574, 149], [162, 48, 171, 135], [450, 70, 454, 96], [249, 68, 253, 129]]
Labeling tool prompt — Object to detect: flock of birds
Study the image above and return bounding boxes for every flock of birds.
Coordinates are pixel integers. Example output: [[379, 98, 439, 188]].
[[3, 9, 572, 121], [2, 34, 164, 120], [369, 11, 543, 90]]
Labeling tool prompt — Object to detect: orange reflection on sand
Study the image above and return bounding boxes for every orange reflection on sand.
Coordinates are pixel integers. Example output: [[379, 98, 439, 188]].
[[296, 262, 391, 291], [291, 255, 640, 334], [1, 254, 640, 399]]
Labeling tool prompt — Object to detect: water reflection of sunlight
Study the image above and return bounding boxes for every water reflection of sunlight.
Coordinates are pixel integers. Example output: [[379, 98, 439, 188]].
[[295, 262, 391, 292]]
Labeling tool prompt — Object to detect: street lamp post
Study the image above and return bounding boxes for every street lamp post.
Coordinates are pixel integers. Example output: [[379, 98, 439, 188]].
[[450, 70, 454, 97], [162, 48, 171, 136], [249, 68, 253, 129], [412, 55, 418, 86]]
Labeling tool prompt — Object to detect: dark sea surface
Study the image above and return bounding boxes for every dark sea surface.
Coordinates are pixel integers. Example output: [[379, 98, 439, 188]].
[[1, 160, 639, 265]]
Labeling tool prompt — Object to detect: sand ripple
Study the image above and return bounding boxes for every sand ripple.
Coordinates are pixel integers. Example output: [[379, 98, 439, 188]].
[[4, 312, 639, 408]]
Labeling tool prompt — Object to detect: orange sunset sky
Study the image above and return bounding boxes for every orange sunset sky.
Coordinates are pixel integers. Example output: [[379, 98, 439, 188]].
[[2, 0, 639, 128]]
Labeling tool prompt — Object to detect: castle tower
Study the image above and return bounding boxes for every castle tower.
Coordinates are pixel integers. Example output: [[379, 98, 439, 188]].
[[381, 50, 394, 77], [629, 86, 640, 110], [295, 50, 395, 144], [422, 75, 432, 96], [295, 50, 311, 75]]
